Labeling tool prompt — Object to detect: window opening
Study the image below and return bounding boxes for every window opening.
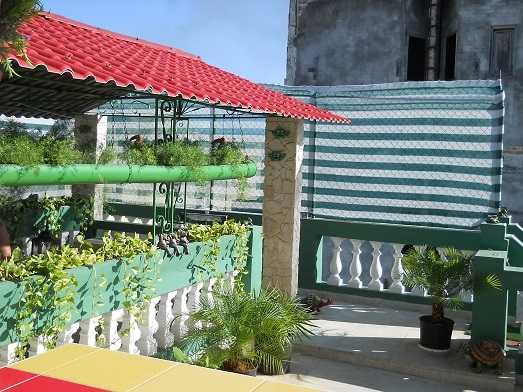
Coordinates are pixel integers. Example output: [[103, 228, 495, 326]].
[[490, 26, 515, 77], [444, 33, 456, 80], [407, 36, 426, 81]]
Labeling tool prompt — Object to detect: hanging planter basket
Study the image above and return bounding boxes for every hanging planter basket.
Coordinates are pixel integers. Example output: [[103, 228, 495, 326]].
[[0, 161, 257, 186]]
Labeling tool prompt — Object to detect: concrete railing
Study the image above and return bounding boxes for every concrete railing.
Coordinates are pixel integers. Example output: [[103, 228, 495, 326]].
[[298, 218, 482, 308], [0, 216, 263, 366], [0, 272, 238, 366]]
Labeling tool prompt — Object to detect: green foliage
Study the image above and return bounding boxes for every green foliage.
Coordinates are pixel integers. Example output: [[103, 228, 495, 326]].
[[2, 232, 160, 359], [95, 146, 118, 164], [209, 143, 246, 166], [0, 0, 42, 78], [122, 141, 157, 165], [155, 140, 208, 167], [209, 143, 250, 200], [0, 132, 44, 166], [40, 136, 83, 165], [184, 219, 251, 283], [396, 246, 501, 323], [177, 286, 314, 374], [0, 120, 115, 166], [0, 194, 93, 241]]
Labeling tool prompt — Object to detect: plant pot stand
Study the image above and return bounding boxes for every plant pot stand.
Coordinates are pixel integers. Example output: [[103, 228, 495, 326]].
[[418, 315, 455, 352]]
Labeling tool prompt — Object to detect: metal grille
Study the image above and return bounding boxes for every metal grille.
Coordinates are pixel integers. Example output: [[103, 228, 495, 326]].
[[91, 99, 266, 217]]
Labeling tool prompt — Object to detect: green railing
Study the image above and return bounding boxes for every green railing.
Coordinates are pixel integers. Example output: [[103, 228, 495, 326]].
[[298, 216, 523, 372], [298, 217, 481, 306]]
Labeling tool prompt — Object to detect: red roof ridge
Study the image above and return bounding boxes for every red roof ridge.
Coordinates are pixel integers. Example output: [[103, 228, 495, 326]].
[[37, 11, 200, 60]]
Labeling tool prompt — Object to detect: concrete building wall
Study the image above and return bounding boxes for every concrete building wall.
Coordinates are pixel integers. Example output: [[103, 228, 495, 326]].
[[286, 0, 408, 85], [286, 0, 523, 223]]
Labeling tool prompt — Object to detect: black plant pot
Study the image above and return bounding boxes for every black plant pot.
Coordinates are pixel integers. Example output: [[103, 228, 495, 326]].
[[230, 367, 257, 377], [419, 315, 455, 352]]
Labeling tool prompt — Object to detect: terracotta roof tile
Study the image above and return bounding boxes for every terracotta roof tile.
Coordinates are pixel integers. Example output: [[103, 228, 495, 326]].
[[8, 12, 349, 123]]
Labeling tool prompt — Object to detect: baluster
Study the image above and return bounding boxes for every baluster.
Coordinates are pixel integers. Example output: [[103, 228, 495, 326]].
[[201, 277, 217, 302], [172, 286, 192, 340], [0, 343, 20, 366], [389, 244, 405, 294], [187, 282, 204, 311], [327, 237, 344, 286], [156, 291, 177, 349], [27, 335, 53, 357], [78, 315, 103, 347], [103, 308, 124, 351], [56, 322, 80, 347], [368, 242, 383, 290], [347, 239, 363, 288], [458, 290, 473, 303], [221, 271, 237, 290], [136, 296, 161, 357], [119, 310, 140, 355]]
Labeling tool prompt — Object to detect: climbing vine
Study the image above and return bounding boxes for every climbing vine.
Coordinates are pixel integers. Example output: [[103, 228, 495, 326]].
[[0, 220, 250, 359]]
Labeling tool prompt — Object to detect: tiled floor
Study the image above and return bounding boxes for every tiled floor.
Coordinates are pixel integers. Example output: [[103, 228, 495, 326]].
[[1, 295, 517, 392], [3, 344, 320, 391], [258, 293, 517, 392]]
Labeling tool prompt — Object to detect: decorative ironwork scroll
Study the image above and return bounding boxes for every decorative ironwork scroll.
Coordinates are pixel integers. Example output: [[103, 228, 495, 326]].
[[153, 98, 191, 238]]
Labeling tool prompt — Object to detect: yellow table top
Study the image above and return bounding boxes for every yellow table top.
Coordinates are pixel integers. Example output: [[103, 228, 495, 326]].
[[4, 344, 321, 391]]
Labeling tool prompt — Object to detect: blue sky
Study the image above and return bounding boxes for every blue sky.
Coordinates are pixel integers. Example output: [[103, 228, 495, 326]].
[[40, 0, 289, 85]]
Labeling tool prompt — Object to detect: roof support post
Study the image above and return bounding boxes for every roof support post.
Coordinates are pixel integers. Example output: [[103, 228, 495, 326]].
[[72, 114, 107, 221], [262, 117, 304, 297]]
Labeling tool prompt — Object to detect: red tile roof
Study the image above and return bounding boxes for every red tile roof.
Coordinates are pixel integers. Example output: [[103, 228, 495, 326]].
[[7, 12, 349, 123]]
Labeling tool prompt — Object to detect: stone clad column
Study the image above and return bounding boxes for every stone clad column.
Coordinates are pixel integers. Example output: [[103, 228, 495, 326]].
[[262, 117, 304, 297], [73, 114, 107, 221]]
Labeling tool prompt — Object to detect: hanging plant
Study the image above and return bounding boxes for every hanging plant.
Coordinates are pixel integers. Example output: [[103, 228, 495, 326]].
[[0, 194, 94, 242]]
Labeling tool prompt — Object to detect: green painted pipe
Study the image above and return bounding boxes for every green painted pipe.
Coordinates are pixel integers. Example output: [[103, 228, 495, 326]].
[[0, 161, 257, 186]]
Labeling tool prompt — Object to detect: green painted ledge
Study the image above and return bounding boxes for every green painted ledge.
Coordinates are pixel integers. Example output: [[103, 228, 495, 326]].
[[0, 161, 257, 186]]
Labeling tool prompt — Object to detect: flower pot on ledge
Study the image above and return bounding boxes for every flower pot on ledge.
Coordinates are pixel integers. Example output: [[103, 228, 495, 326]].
[[0, 162, 257, 186]]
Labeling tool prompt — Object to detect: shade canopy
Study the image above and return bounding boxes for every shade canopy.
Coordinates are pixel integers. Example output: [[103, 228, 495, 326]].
[[0, 12, 349, 123]]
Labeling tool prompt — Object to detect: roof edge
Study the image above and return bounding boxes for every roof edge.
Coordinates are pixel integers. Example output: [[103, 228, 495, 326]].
[[36, 11, 201, 60]]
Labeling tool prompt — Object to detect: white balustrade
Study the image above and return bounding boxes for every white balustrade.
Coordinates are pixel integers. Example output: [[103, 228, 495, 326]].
[[155, 291, 177, 349], [368, 242, 383, 291], [136, 296, 161, 357], [200, 278, 218, 301], [78, 315, 103, 347], [327, 237, 344, 286], [0, 343, 20, 366], [57, 322, 80, 347], [27, 335, 52, 357], [347, 240, 363, 288], [119, 310, 140, 355], [172, 286, 192, 340], [319, 238, 472, 307], [103, 308, 124, 351], [389, 244, 405, 294]]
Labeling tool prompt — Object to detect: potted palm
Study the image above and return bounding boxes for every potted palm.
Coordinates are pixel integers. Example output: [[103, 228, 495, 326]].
[[396, 246, 500, 351], [177, 285, 314, 376]]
